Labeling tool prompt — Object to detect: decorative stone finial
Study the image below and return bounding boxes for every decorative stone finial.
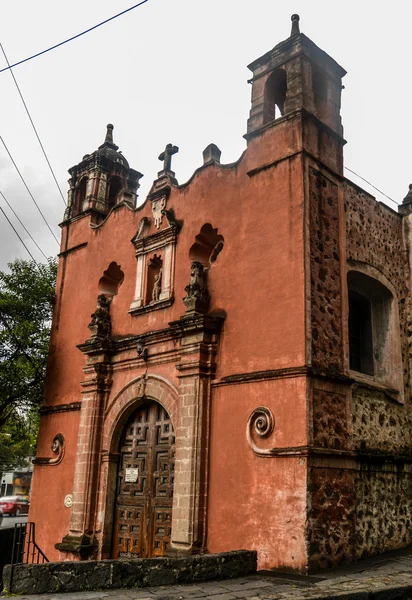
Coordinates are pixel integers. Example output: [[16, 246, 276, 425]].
[[291, 14, 300, 36], [104, 123, 114, 145], [183, 261, 210, 316], [203, 143, 221, 165], [403, 184, 412, 205]]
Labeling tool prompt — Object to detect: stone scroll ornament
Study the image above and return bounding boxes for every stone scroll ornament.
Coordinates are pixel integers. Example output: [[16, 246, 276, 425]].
[[33, 434, 65, 466], [246, 407, 275, 457]]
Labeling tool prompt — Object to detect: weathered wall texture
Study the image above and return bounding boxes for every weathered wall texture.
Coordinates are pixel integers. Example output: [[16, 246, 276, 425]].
[[355, 464, 412, 558], [307, 466, 355, 571], [312, 388, 350, 450], [344, 180, 409, 391], [309, 168, 343, 375], [352, 388, 412, 454]]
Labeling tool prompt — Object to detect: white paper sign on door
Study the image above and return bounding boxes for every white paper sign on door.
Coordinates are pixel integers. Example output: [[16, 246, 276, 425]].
[[125, 468, 139, 482]]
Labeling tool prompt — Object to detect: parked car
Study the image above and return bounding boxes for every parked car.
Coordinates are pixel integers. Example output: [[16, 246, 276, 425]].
[[0, 496, 29, 516]]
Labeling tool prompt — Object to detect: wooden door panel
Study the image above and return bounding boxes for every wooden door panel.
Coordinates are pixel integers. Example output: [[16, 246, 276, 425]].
[[152, 508, 173, 556], [113, 401, 175, 558]]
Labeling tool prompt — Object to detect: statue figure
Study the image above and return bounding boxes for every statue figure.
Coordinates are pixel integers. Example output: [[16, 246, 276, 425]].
[[88, 294, 111, 341], [152, 269, 162, 303], [403, 184, 412, 206], [183, 261, 210, 315]]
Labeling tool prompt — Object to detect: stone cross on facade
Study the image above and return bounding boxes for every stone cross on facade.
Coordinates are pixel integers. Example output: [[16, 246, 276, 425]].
[[158, 143, 179, 174]]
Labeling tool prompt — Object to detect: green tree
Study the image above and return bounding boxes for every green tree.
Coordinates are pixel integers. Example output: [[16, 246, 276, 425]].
[[0, 258, 57, 469]]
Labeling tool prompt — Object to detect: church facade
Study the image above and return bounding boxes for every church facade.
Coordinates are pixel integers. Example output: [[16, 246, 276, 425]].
[[29, 15, 412, 572]]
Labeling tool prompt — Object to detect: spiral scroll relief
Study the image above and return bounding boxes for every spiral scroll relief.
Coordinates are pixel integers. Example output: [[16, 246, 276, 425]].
[[33, 433, 65, 466], [246, 407, 275, 456]]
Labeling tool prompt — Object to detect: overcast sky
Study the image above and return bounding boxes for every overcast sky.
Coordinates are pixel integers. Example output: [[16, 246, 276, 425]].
[[0, 1, 410, 269]]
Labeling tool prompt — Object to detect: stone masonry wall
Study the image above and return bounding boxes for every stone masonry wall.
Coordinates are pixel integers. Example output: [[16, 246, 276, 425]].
[[355, 464, 412, 559], [307, 466, 356, 571], [344, 180, 409, 393], [352, 387, 412, 454], [309, 168, 342, 375], [4, 551, 257, 595], [312, 389, 350, 450]]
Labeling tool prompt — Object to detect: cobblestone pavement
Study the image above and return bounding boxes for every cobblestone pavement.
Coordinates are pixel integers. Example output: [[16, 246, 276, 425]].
[[7, 547, 412, 600]]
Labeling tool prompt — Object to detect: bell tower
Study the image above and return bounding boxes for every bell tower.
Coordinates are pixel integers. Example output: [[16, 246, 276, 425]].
[[246, 14, 346, 165], [63, 124, 143, 223]]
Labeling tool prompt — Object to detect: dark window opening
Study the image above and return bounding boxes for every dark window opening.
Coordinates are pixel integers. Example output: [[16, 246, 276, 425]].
[[189, 223, 224, 268], [99, 262, 124, 297], [75, 177, 88, 215], [107, 176, 124, 212], [348, 290, 374, 375], [263, 69, 287, 124]]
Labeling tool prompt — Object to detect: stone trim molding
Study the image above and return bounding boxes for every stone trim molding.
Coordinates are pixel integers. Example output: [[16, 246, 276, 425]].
[[104, 373, 179, 449], [58, 242, 88, 258], [214, 366, 353, 387], [40, 402, 81, 415]]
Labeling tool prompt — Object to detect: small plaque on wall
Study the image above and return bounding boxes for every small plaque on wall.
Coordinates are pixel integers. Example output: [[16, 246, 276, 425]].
[[125, 468, 139, 482]]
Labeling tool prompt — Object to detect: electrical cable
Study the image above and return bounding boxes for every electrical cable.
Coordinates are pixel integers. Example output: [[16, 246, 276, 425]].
[[0, 190, 48, 260], [0, 0, 151, 74], [0, 135, 59, 245], [0, 43, 66, 206], [344, 166, 398, 208], [0, 205, 37, 262]]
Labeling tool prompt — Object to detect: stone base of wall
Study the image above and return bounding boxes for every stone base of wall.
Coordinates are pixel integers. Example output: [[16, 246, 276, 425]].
[[3, 550, 257, 595]]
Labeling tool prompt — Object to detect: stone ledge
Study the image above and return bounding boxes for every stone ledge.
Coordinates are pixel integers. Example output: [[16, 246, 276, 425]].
[[3, 550, 256, 595]]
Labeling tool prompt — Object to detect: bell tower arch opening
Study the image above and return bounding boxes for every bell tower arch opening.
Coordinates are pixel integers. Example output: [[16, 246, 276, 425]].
[[263, 68, 287, 123], [246, 14, 345, 139], [107, 176, 124, 212]]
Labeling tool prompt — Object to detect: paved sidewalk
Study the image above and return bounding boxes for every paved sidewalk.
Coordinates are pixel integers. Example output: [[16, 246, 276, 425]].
[[6, 546, 412, 600]]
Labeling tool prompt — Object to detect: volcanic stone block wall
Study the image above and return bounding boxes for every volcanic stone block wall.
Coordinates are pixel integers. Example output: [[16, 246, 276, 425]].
[[344, 181, 412, 562], [355, 464, 412, 558], [344, 181, 409, 390], [307, 466, 356, 571], [312, 389, 350, 450], [309, 168, 342, 375]]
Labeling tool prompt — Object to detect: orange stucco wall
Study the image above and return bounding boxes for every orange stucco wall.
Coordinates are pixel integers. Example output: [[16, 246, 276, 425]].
[[30, 117, 309, 565], [208, 377, 308, 571]]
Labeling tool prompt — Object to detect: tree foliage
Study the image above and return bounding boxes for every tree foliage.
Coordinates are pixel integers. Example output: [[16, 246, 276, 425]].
[[0, 259, 57, 468]]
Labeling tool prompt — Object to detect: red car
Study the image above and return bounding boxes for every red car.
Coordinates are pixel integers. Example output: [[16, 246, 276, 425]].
[[0, 495, 29, 516]]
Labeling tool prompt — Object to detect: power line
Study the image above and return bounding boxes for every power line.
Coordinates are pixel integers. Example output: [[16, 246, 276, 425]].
[[0, 206, 37, 262], [0, 190, 48, 260], [344, 166, 398, 208], [0, 135, 59, 245], [0, 43, 66, 206], [0, 0, 151, 74]]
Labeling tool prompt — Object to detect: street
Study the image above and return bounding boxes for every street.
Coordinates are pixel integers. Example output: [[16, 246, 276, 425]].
[[0, 514, 28, 530]]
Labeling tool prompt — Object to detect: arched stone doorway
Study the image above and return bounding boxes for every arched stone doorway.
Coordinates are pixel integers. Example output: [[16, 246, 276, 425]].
[[112, 399, 175, 558]]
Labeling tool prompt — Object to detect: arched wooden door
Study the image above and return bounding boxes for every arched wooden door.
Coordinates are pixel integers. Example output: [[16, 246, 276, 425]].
[[112, 400, 175, 558]]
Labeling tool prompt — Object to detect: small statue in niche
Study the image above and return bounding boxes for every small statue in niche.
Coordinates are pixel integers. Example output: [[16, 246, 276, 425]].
[[151, 269, 162, 303], [88, 294, 112, 341], [183, 261, 210, 316]]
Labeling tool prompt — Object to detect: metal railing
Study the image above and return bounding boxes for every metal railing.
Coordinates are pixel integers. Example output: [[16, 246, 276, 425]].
[[8, 522, 48, 592]]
